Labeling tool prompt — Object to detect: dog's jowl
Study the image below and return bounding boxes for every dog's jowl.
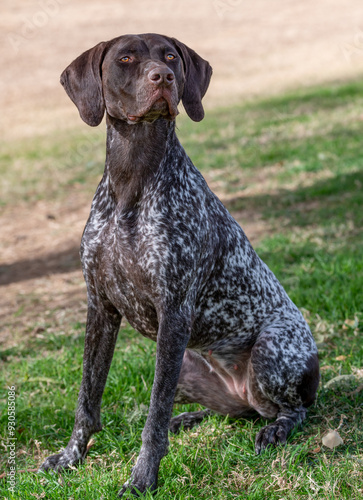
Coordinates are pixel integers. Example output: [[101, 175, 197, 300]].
[[40, 34, 320, 497]]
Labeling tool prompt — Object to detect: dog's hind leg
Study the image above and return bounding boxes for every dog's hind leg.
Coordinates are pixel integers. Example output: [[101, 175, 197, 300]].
[[250, 327, 320, 454], [40, 300, 121, 472], [170, 330, 319, 453]]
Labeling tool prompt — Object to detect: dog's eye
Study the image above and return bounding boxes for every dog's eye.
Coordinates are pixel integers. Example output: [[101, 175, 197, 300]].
[[166, 54, 176, 60], [120, 56, 132, 62]]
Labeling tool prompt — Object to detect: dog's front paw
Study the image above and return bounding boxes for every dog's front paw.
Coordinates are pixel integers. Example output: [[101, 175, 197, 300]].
[[118, 477, 157, 498], [255, 421, 288, 454], [39, 448, 83, 473], [118, 461, 158, 498]]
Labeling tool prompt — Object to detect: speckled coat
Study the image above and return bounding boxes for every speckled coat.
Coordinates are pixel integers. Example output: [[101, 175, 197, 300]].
[[40, 34, 320, 498]]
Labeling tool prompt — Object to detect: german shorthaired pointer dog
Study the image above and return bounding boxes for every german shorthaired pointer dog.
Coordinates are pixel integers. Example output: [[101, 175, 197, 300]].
[[40, 33, 320, 497]]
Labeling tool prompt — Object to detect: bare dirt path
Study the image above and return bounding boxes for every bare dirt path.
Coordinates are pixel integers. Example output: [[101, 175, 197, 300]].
[[2, 0, 363, 347], [2, 0, 363, 140]]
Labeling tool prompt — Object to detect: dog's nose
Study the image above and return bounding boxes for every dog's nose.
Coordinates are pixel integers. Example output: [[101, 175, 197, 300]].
[[148, 67, 175, 87]]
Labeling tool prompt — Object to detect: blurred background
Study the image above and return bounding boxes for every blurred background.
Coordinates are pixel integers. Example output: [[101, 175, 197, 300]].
[[2, 0, 363, 140]]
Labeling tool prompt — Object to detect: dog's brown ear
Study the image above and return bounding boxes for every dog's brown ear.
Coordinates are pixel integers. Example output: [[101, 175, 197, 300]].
[[172, 38, 212, 122], [60, 41, 110, 127]]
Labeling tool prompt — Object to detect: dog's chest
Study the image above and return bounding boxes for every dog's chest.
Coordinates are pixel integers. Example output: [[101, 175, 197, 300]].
[[81, 197, 173, 338], [80, 160, 307, 350]]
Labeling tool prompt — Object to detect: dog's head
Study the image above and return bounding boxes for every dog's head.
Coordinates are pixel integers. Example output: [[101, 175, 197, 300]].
[[60, 33, 212, 126]]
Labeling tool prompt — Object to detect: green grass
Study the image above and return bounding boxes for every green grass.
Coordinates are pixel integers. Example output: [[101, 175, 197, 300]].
[[1, 79, 363, 498], [0, 128, 106, 208]]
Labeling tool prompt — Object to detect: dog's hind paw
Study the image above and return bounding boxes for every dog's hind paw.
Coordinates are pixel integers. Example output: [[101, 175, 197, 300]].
[[255, 421, 288, 454], [169, 409, 211, 434], [255, 407, 307, 454]]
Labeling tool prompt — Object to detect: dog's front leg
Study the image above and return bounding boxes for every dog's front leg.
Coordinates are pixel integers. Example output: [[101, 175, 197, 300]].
[[119, 307, 191, 498], [40, 301, 121, 472]]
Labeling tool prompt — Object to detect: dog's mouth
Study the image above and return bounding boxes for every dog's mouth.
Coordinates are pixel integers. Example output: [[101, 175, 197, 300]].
[[127, 91, 179, 124]]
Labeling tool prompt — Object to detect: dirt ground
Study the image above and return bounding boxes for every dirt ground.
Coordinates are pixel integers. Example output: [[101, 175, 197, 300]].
[[2, 0, 363, 348]]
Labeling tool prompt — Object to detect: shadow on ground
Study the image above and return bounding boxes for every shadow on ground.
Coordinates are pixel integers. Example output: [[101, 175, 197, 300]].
[[0, 245, 81, 286], [225, 170, 363, 232], [2, 168, 362, 287]]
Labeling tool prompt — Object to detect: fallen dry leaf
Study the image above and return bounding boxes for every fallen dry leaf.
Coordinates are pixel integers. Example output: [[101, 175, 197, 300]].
[[335, 355, 347, 361], [86, 438, 96, 452], [324, 374, 356, 389], [322, 430, 344, 449], [343, 317, 359, 329], [348, 383, 363, 397], [337, 414, 348, 430], [352, 368, 363, 378]]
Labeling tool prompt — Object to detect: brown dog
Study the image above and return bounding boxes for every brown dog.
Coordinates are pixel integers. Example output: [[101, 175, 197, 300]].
[[40, 34, 319, 497]]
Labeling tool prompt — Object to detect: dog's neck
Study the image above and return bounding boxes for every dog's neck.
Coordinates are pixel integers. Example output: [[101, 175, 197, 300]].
[[104, 114, 177, 209]]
